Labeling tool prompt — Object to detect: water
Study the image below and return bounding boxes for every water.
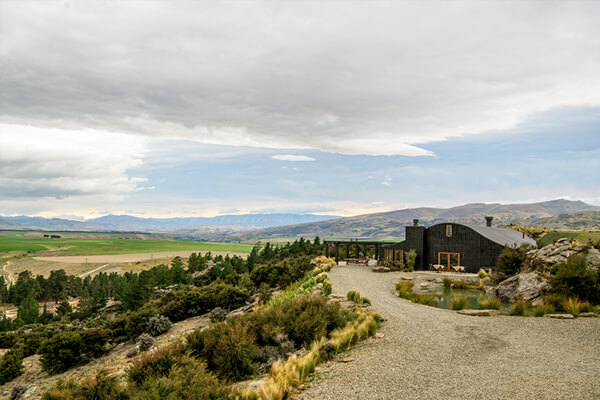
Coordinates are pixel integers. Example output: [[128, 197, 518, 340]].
[[429, 287, 511, 314]]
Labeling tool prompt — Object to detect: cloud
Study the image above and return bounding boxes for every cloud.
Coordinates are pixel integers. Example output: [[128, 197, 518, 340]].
[[1, 2, 599, 156], [272, 155, 316, 162], [381, 181, 391, 187], [0, 124, 147, 199]]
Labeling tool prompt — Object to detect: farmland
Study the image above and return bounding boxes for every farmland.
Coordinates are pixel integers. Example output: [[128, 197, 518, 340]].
[[0, 231, 255, 257]]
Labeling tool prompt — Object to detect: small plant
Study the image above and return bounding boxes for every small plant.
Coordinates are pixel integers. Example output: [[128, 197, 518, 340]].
[[533, 303, 555, 317], [396, 281, 414, 299], [578, 301, 592, 313], [478, 297, 501, 310], [322, 281, 332, 297], [209, 307, 228, 323], [146, 314, 173, 336], [258, 282, 272, 305], [451, 294, 467, 310], [411, 294, 436, 305], [510, 300, 529, 316], [347, 290, 358, 302], [442, 277, 452, 288], [137, 333, 155, 351], [543, 293, 567, 311], [451, 280, 472, 289], [477, 269, 488, 279], [406, 250, 417, 271], [360, 296, 372, 305], [562, 298, 582, 317]]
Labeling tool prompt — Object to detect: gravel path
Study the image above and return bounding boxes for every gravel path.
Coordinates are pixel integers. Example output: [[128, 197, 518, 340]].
[[301, 265, 600, 400]]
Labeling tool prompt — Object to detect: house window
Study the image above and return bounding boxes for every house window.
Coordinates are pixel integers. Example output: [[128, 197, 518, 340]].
[[446, 224, 452, 237]]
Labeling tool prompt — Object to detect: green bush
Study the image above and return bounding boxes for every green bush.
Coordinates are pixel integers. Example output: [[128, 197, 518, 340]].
[[406, 250, 417, 271], [562, 298, 583, 317], [160, 282, 250, 322], [145, 315, 172, 336], [347, 291, 359, 302], [128, 344, 183, 385], [442, 277, 452, 288], [451, 294, 467, 310], [550, 255, 599, 304], [0, 349, 24, 385], [42, 370, 128, 400], [510, 300, 529, 316], [543, 293, 567, 311], [0, 332, 17, 348], [478, 297, 501, 310], [495, 246, 526, 282], [322, 281, 332, 297], [39, 331, 82, 374], [80, 328, 108, 358], [209, 307, 228, 323], [250, 256, 314, 288]]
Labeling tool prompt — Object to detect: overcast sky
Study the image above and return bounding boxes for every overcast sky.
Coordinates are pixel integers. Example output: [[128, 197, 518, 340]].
[[1, 1, 599, 218]]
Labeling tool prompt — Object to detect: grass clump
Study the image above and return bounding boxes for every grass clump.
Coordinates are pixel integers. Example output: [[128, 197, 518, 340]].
[[510, 300, 529, 316], [346, 290, 371, 305], [477, 269, 488, 279], [478, 297, 501, 310], [533, 303, 555, 317], [396, 281, 414, 299], [562, 298, 583, 317], [451, 294, 467, 310], [411, 294, 436, 305]]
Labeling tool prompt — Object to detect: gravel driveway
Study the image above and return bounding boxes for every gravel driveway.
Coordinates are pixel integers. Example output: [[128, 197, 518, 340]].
[[300, 265, 600, 400]]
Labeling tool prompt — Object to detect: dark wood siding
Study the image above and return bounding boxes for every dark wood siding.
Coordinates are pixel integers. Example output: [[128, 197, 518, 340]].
[[424, 224, 503, 273]]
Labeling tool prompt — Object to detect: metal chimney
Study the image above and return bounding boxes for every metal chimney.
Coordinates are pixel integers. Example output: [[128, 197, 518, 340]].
[[413, 219, 419, 227], [485, 216, 493, 227]]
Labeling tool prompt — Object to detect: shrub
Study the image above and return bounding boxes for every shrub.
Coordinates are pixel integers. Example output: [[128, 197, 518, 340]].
[[406, 250, 417, 271], [210, 307, 228, 323], [477, 269, 488, 279], [562, 298, 582, 317], [396, 281, 414, 299], [550, 255, 599, 304], [510, 300, 529, 316], [258, 282, 272, 304], [322, 281, 332, 297], [39, 331, 82, 374], [137, 333, 155, 351], [543, 293, 567, 311], [0, 349, 24, 385], [451, 280, 473, 289], [0, 332, 18, 349], [579, 301, 592, 313], [145, 314, 172, 336], [128, 344, 183, 385], [80, 328, 109, 359], [42, 370, 128, 400], [533, 303, 555, 317], [10, 385, 28, 400], [451, 294, 467, 310], [128, 356, 229, 400], [478, 297, 501, 310], [360, 296, 372, 305], [346, 291, 359, 303], [495, 246, 526, 282], [411, 294, 435, 305]]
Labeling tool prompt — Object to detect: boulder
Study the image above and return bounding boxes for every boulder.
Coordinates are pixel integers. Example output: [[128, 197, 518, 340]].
[[579, 312, 598, 318], [372, 267, 391, 273], [494, 272, 549, 302], [586, 248, 600, 271], [419, 282, 430, 288], [544, 313, 575, 319], [127, 344, 140, 358], [457, 309, 501, 317]]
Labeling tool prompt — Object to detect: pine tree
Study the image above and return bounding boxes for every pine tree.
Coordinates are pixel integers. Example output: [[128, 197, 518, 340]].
[[17, 294, 39, 325]]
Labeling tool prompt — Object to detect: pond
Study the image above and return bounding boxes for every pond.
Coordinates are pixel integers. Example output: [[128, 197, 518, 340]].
[[429, 287, 512, 314]]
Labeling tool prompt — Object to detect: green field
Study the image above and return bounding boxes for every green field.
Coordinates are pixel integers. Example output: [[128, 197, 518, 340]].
[[538, 231, 600, 247], [0, 231, 256, 256]]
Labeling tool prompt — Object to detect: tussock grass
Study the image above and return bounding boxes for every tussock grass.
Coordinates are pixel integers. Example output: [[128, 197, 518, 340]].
[[396, 281, 414, 299], [477, 269, 488, 279], [478, 297, 501, 310], [533, 303, 555, 317], [451, 294, 467, 310], [411, 294, 436, 305], [510, 300, 530, 316], [347, 290, 371, 305], [562, 298, 585, 317]]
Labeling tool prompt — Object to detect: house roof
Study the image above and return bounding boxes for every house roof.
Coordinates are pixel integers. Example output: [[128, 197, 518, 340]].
[[467, 225, 537, 248]]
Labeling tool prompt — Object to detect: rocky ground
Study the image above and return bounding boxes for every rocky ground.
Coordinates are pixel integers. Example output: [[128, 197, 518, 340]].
[[299, 265, 600, 400]]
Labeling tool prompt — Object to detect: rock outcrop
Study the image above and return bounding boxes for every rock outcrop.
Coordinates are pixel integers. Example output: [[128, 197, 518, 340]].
[[488, 271, 549, 302], [525, 238, 600, 271]]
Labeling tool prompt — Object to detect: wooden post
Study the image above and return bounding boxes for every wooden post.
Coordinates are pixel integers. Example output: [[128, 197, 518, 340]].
[[335, 243, 339, 263], [363, 244, 367, 257], [325, 242, 329, 257]]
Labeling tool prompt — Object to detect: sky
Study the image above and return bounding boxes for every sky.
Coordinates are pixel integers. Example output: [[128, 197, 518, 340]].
[[1, 1, 599, 219]]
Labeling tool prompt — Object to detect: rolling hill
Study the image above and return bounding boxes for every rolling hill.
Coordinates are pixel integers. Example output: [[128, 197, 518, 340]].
[[240, 199, 600, 240]]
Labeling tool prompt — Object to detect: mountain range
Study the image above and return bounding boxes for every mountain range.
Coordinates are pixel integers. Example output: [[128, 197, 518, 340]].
[[1, 199, 599, 240]]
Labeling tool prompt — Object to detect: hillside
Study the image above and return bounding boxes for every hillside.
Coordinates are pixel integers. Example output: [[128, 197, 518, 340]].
[[0, 213, 339, 232], [242, 199, 600, 240], [524, 211, 600, 231]]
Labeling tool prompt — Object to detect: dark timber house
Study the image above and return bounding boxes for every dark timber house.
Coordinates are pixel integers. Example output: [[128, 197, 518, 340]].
[[379, 217, 536, 273]]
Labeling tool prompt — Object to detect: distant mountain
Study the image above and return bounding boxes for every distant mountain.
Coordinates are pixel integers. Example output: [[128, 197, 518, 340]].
[[0, 213, 340, 232], [239, 199, 600, 240], [524, 211, 600, 231]]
